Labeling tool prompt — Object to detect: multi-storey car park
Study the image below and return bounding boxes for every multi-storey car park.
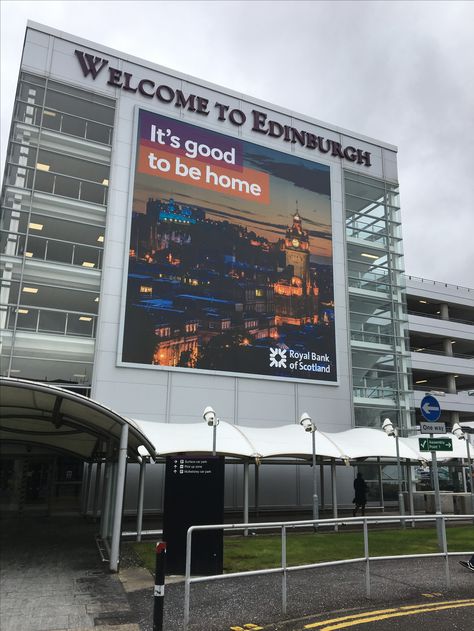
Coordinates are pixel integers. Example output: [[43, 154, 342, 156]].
[[1, 22, 472, 571]]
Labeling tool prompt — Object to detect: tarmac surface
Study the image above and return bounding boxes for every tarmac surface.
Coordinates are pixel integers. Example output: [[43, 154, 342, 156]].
[[0, 514, 473, 631]]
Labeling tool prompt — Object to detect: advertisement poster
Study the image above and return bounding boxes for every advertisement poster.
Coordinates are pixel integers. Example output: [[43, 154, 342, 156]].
[[121, 109, 337, 382]]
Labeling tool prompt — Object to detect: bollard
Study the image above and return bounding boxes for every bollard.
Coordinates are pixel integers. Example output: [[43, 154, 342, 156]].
[[153, 541, 167, 631]]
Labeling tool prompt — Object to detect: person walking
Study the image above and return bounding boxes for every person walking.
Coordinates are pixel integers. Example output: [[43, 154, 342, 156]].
[[459, 555, 474, 572], [353, 472, 368, 517]]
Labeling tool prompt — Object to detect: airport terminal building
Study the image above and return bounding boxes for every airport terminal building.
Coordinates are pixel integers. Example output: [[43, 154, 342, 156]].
[[1, 23, 473, 524]]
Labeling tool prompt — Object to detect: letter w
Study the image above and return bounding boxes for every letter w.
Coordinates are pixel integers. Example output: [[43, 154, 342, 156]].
[[74, 50, 108, 78]]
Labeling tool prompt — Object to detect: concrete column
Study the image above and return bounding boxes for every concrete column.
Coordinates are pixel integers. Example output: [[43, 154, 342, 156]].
[[447, 374, 457, 394], [110, 423, 128, 572], [440, 303, 449, 320], [443, 338, 453, 357]]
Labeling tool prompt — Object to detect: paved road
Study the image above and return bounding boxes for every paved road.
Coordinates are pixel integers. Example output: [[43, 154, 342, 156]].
[[1, 515, 472, 631], [123, 555, 474, 631], [267, 598, 474, 630]]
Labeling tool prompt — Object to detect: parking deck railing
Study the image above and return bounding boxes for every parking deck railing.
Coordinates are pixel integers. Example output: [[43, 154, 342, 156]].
[[184, 514, 474, 630]]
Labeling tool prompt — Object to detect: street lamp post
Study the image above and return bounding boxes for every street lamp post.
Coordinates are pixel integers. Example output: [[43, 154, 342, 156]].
[[300, 412, 318, 531], [452, 422, 474, 524], [203, 406, 219, 456], [382, 418, 406, 528]]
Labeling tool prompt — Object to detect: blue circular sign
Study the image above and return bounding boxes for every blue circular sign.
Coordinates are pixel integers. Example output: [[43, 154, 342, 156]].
[[420, 395, 441, 421]]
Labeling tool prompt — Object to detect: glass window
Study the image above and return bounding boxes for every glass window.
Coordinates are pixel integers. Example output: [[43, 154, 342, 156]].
[[16, 283, 99, 314], [36, 149, 109, 183], [45, 87, 115, 125]]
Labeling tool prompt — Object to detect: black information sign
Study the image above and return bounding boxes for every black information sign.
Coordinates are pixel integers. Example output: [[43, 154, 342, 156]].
[[163, 455, 225, 575]]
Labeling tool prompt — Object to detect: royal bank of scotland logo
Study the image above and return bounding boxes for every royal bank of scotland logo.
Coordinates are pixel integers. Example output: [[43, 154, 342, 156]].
[[269, 347, 287, 368]]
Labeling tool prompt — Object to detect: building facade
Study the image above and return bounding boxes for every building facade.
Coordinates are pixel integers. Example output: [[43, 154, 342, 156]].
[[0, 22, 429, 513]]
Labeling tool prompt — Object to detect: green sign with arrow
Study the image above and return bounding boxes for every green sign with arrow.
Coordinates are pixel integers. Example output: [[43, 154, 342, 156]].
[[419, 437, 452, 452]]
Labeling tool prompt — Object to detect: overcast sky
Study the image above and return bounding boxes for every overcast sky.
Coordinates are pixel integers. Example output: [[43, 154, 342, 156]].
[[2, 1, 473, 287]]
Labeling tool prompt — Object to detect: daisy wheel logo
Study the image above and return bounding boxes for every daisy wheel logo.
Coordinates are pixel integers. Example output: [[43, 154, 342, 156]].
[[269, 347, 287, 368]]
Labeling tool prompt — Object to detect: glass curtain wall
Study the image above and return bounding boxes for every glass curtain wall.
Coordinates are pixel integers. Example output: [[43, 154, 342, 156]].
[[344, 171, 413, 433], [0, 73, 115, 394]]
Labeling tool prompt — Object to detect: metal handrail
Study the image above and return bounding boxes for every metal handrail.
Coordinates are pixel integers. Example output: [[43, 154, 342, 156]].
[[183, 514, 474, 630]]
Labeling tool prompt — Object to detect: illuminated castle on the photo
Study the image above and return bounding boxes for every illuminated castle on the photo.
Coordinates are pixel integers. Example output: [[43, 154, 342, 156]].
[[274, 210, 319, 326]]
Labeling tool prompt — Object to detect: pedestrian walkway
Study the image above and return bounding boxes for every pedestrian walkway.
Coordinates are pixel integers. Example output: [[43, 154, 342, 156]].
[[0, 514, 139, 631]]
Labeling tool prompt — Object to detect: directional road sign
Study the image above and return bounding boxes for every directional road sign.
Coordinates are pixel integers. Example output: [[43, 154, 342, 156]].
[[419, 437, 452, 452], [420, 395, 441, 422], [420, 421, 446, 434]]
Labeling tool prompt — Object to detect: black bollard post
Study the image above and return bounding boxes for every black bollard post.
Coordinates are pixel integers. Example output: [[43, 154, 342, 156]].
[[153, 541, 167, 631]]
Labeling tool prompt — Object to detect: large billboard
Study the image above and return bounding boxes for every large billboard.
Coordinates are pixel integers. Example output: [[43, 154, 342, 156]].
[[121, 109, 337, 382]]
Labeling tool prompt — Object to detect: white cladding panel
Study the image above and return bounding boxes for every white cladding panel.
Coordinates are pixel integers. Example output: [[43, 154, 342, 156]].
[[20, 24, 398, 433]]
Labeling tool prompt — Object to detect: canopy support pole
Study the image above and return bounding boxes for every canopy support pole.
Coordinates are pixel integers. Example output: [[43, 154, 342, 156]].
[[243, 461, 249, 536], [254, 462, 260, 518], [100, 460, 113, 540], [377, 457, 384, 511], [81, 462, 92, 516], [93, 461, 102, 521], [136, 458, 147, 542], [331, 459, 338, 531], [110, 423, 128, 572], [320, 464, 325, 510], [407, 461, 415, 528]]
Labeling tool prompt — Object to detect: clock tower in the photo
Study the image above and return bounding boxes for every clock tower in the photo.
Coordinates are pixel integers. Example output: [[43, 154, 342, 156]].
[[274, 209, 319, 326], [284, 210, 310, 285]]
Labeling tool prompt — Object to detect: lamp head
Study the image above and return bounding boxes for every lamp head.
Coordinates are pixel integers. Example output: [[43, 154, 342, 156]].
[[382, 418, 396, 437], [299, 412, 315, 432], [203, 406, 218, 426], [451, 422, 465, 440]]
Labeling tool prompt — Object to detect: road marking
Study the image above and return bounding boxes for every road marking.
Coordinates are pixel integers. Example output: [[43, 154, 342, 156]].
[[304, 599, 474, 629], [421, 592, 442, 598], [230, 625, 263, 630]]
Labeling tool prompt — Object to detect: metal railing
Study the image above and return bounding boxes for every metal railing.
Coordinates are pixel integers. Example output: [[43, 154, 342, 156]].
[[405, 275, 472, 294], [184, 514, 473, 630]]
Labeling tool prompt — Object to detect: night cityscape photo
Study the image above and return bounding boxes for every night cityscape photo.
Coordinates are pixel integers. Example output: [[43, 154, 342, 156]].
[[121, 110, 337, 382]]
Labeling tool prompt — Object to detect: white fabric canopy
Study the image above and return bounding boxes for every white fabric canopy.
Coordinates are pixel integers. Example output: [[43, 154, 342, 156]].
[[135, 420, 472, 463]]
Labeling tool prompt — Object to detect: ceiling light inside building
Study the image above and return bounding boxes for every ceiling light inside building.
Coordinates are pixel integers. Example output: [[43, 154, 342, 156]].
[[361, 253, 379, 259], [28, 222, 43, 231], [22, 287, 38, 294], [94, 297, 99, 302], [25, 252, 33, 257], [102, 179, 109, 186], [36, 163, 50, 172], [43, 110, 56, 117], [419, 300, 427, 304], [82, 261, 95, 268], [97, 235, 104, 243], [79, 316, 92, 322], [17, 308, 29, 314], [416, 379, 428, 384]]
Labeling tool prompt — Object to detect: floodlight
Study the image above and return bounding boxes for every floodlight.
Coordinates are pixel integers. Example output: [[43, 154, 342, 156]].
[[203, 406, 218, 426], [382, 418, 396, 437], [299, 412, 315, 433], [452, 422, 465, 440]]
